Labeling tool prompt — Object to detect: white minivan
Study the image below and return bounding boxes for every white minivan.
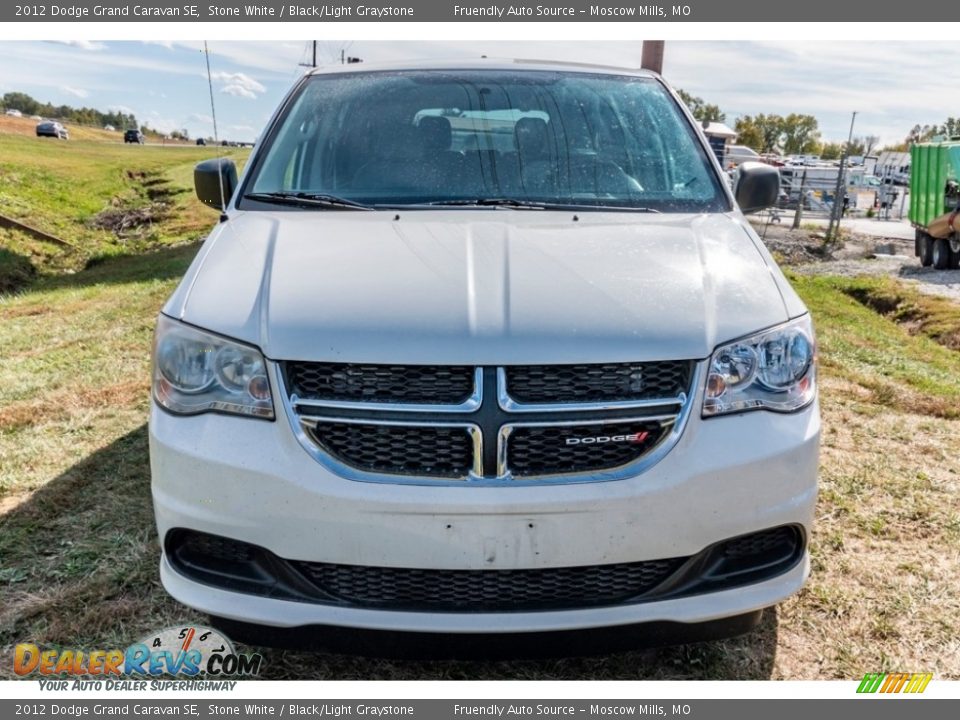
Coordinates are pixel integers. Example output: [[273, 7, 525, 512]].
[[150, 61, 819, 649]]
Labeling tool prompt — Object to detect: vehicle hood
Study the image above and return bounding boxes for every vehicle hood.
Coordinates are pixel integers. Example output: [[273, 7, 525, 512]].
[[167, 210, 793, 364]]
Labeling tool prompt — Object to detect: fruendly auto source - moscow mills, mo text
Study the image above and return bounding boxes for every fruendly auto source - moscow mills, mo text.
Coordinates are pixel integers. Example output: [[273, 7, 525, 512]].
[[14, 3, 689, 19]]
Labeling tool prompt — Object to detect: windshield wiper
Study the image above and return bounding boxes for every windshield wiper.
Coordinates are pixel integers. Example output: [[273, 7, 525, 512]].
[[244, 191, 373, 210], [424, 198, 549, 209], [421, 198, 661, 212]]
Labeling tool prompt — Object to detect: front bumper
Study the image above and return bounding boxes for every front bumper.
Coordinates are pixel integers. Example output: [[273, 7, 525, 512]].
[[149, 395, 819, 633]]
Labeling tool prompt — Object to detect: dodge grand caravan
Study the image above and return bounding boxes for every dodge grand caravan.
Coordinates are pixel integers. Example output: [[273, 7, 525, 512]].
[[149, 61, 819, 644]]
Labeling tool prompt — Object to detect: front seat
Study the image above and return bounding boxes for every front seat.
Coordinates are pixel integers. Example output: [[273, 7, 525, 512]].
[[513, 117, 556, 195]]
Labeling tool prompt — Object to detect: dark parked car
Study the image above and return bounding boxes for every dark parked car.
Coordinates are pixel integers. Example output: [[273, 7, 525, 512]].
[[124, 129, 145, 144], [36, 121, 68, 140], [196, 138, 206, 146]]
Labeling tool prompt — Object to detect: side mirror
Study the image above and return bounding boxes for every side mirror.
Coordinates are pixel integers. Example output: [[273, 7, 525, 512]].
[[735, 161, 780, 214], [194, 158, 238, 211]]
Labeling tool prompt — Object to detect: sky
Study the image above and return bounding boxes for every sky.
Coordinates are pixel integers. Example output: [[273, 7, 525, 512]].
[[0, 40, 955, 145]]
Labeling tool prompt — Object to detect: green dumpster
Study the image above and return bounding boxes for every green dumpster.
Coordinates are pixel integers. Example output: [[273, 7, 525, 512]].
[[909, 141, 960, 228]]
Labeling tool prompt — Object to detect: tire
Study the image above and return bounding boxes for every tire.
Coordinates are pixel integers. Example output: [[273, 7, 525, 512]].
[[949, 244, 960, 270], [932, 238, 950, 270], [918, 234, 934, 267]]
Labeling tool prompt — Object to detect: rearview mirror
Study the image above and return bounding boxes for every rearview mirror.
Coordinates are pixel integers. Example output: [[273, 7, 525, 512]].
[[735, 161, 780, 214], [194, 158, 238, 211]]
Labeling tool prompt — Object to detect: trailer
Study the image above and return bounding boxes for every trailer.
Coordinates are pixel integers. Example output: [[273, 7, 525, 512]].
[[910, 140, 960, 269]]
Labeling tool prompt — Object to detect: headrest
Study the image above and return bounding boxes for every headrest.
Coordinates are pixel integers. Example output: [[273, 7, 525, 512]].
[[418, 116, 453, 151], [514, 117, 550, 158]]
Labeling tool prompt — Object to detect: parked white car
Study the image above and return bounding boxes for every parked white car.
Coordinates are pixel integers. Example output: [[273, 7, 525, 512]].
[[150, 61, 819, 648], [723, 144, 761, 167]]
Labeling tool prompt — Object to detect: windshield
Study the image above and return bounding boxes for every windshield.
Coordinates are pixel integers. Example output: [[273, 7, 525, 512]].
[[244, 69, 728, 212]]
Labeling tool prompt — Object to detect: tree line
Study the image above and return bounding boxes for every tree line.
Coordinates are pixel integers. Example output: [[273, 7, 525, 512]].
[[676, 89, 957, 157], [1, 91, 138, 132]]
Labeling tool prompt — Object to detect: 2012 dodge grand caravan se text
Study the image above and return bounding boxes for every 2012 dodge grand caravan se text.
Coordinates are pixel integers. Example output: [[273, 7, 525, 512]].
[[149, 61, 819, 646]]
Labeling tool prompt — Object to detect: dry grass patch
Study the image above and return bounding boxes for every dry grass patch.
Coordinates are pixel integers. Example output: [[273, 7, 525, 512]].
[[2, 258, 960, 679]]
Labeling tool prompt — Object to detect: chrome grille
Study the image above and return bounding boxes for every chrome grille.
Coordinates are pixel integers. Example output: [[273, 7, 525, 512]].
[[291, 557, 685, 611], [281, 362, 697, 484]]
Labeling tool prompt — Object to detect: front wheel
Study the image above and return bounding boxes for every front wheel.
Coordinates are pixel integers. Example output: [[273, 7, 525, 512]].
[[918, 234, 934, 267], [950, 246, 960, 270], [932, 238, 950, 270]]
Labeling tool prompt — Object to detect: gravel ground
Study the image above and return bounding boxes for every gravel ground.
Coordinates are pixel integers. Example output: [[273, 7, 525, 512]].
[[752, 220, 960, 303]]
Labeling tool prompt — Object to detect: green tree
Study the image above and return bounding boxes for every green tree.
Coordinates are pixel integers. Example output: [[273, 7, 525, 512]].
[[939, 117, 960, 138], [675, 89, 725, 123], [1, 91, 137, 129], [819, 142, 843, 160], [2, 92, 39, 115], [847, 139, 866, 157], [733, 116, 763, 152], [780, 113, 820, 155], [907, 124, 937, 144], [735, 114, 785, 153]]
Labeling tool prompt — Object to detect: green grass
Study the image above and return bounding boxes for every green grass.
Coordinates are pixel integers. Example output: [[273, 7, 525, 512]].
[[834, 275, 960, 351], [790, 273, 960, 417], [0, 133, 246, 289]]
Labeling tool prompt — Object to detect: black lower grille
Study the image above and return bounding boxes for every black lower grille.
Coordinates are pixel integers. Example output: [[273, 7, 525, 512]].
[[505, 361, 691, 404], [285, 362, 474, 405], [720, 526, 799, 559], [507, 420, 668, 477], [307, 421, 474, 478], [166, 525, 805, 612], [180, 531, 254, 563], [292, 558, 685, 612]]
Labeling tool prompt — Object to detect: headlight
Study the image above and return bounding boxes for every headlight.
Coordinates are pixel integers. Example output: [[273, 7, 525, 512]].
[[703, 316, 816, 417], [152, 315, 274, 419]]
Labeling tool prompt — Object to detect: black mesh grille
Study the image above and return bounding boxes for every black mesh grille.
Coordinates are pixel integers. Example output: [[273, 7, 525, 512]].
[[167, 526, 805, 610], [180, 531, 254, 563], [507, 420, 667, 477], [286, 363, 474, 404], [720, 526, 799, 558], [505, 361, 691, 404], [291, 558, 685, 611], [308, 422, 474, 478]]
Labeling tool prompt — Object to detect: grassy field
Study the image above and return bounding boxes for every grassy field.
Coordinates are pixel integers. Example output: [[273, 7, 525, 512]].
[[1, 131, 959, 680], [0, 124, 245, 287]]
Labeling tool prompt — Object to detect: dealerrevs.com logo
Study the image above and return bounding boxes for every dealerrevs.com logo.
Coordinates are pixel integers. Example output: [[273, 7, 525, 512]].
[[857, 672, 933, 694], [15, 626, 262, 688]]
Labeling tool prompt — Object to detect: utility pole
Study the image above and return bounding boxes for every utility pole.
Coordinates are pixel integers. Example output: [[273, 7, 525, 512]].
[[641, 41, 664, 74], [299, 41, 317, 69], [827, 111, 858, 241], [792, 169, 808, 230]]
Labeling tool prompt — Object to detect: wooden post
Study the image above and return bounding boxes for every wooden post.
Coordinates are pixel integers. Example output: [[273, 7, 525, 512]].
[[792, 170, 808, 230], [641, 41, 665, 74]]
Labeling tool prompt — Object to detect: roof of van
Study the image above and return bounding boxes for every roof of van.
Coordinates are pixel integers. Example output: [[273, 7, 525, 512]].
[[305, 58, 660, 78]]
